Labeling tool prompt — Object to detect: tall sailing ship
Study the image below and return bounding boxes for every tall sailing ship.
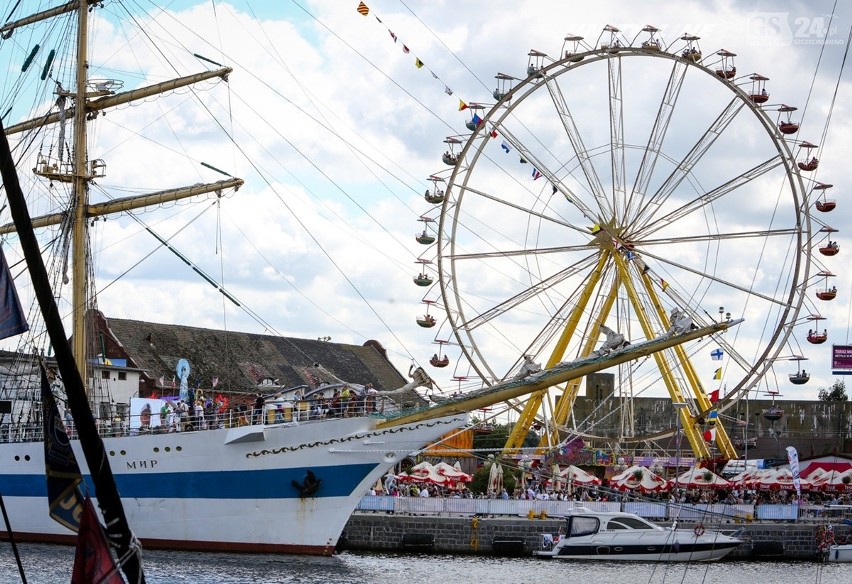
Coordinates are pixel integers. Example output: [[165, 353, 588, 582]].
[[0, 2, 738, 555]]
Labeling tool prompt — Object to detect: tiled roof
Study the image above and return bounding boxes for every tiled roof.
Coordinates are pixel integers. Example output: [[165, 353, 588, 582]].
[[100, 315, 406, 394]]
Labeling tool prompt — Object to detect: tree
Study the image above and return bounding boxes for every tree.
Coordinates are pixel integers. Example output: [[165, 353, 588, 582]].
[[818, 379, 848, 402]]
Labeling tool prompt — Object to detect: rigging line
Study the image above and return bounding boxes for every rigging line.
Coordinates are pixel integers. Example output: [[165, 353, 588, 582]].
[[794, 0, 837, 147], [814, 24, 852, 156], [396, 0, 491, 93]]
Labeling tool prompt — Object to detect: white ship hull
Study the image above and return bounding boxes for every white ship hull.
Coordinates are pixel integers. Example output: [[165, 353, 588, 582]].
[[0, 414, 466, 555]]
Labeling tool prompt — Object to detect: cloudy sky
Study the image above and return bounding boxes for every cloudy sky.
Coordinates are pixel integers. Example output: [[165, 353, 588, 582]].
[[2, 0, 850, 408]]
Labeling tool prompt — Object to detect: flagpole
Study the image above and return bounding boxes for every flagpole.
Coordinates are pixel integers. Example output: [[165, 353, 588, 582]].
[[0, 493, 28, 584]]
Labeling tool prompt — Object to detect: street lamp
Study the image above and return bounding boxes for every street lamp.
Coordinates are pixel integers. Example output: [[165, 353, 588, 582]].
[[673, 402, 688, 492]]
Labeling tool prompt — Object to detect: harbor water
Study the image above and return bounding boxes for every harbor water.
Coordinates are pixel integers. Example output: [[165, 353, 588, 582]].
[[0, 544, 848, 583]]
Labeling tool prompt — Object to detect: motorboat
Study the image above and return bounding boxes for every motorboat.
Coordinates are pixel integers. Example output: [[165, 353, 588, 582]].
[[826, 544, 852, 562], [533, 509, 741, 562]]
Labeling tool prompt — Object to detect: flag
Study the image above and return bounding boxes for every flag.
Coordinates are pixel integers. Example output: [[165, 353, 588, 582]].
[[158, 375, 164, 386], [490, 129, 498, 138], [471, 113, 483, 127], [532, 168, 542, 180], [626, 250, 635, 261], [402, 45, 410, 54], [589, 224, 602, 234], [708, 389, 720, 404], [212, 376, 219, 387], [786, 446, 801, 498], [171, 376, 176, 388], [703, 427, 716, 443], [501, 141, 511, 153], [519, 156, 527, 164], [431, 71, 438, 79], [41, 363, 85, 532], [707, 410, 719, 424], [660, 278, 668, 290], [389, 31, 397, 42], [414, 57, 424, 68], [710, 348, 723, 360], [0, 247, 28, 340], [458, 100, 468, 111], [713, 367, 722, 380], [71, 496, 124, 584], [444, 86, 453, 96], [356, 2, 369, 15]]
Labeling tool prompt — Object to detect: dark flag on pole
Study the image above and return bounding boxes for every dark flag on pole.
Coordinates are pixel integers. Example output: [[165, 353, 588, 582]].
[[40, 363, 85, 531], [71, 496, 124, 584], [0, 247, 28, 340]]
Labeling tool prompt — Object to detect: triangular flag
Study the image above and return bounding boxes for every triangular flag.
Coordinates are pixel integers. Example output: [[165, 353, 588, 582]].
[[444, 86, 453, 96], [415, 57, 424, 68], [490, 129, 498, 138], [589, 224, 602, 234], [458, 100, 468, 111], [552, 184, 557, 195], [402, 45, 410, 54], [519, 156, 527, 163], [471, 113, 483, 127], [389, 30, 397, 42], [71, 497, 124, 584], [660, 278, 669, 290], [357, 2, 369, 16], [431, 71, 438, 79], [708, 389, 720, 404], [532, 168, 542, 180], [708, 410, 719, 424], [713, 367, 722, 380], [501, 141, 511, 153], [703, 427, 717, 443]]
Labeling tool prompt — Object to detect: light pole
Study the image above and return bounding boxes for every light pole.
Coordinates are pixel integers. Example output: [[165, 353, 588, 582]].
[[673, 402, 688, 493]]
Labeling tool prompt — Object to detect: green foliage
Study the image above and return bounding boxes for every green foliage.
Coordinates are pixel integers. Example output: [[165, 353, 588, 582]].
[[471, 422, 539, 452], [818, 380, 848, 402]]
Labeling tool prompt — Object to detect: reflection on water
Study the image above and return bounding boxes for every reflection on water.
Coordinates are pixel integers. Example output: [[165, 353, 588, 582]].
[[0, 543, 843, 584]]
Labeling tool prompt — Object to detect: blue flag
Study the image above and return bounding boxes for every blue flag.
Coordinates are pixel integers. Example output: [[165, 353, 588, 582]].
[[710, 348, 723, 360], [41, 364, 85, 532], [0, 247, 28, 340]]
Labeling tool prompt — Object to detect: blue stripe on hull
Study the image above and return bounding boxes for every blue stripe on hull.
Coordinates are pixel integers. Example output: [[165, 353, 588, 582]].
[[2, 463, 378, 499]]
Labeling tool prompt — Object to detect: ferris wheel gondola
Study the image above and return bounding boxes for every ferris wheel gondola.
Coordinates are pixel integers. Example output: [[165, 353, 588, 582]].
[[430, 340, 450, 368], [493, 73, 517, 101], [748, 73, 770, 104], [416, 299, 437, 329], [442, 137, 462, 166], [788, 356, 810, 385], [813, 183, 836, 213], [777, 104, 800, 134], [715, 49, 737, 79], [562, 35, 587, 63], [679, 34, 702, 62], [796, 141, 819, 171]]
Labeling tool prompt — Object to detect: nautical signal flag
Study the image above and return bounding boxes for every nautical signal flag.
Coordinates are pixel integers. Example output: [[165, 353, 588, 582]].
[[71, 496, 123, 584], [0, 247, 28, 340], [357, 2, 369, 15], [703, 427, 717, 443], [532, 168, 542, 180], [713, 367, 722, 380], [458, 100, 468, 111], [708, 389, 720, 404], [710, 348, 723, 360], [471, 113, 483, 127], [501, 141, 511, 153], [415, 57, 424, 69], [707, 410, 719, 424]]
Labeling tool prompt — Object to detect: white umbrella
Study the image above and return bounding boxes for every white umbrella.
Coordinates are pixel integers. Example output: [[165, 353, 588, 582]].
[[487, 461, 504, 495], [670, 466, 731, 489]]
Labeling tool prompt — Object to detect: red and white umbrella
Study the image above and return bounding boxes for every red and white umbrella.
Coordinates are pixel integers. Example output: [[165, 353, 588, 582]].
[[670, 466, 731, 490], [757, 468, 814, 491], [434, 461, 473, 483], [609, 465, 669, 493], [559, 465, 602, 486], [813, 469, 852, 492]]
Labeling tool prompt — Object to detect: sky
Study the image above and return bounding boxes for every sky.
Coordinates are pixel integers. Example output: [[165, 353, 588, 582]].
[[1, 0, 851, 413]]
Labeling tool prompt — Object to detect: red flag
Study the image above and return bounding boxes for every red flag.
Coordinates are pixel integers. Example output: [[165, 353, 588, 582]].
[[71, 497, 124, 584], [708, 389, 720, 404], [703, 428, 716, 443]]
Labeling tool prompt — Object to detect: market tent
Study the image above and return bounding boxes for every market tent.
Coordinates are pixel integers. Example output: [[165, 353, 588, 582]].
[[670, 466, 731, 490], [559, 465, 602, 486], [401, 461, 471, 488], [434, 461, 473, 483], [757, 468, 814, 491], [609, 465, 668, 493], [812, 469, 852, 492]]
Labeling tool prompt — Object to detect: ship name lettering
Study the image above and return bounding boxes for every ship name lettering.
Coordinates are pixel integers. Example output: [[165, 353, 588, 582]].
[[126, 459, 158, 470]]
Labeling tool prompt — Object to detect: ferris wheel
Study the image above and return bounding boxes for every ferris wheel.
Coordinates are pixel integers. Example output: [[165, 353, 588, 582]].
[[416, 26, 837, 459]]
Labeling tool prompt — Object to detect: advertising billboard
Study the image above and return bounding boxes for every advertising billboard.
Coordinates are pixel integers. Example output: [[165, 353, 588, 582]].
[[831, 344, 852, 375]]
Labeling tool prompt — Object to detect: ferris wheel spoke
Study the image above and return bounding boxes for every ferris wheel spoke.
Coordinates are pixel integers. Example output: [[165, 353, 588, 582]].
[[638, 226, 799, 247], [633, 155, 784, 240], [448, 243, 594, 261], [540, 74, 613, 218], [454, 252, 599, 332], [608, 56, 627, 220], [625, 59, 687, 222], [456, 184, 587, 232], [639, 247, 789, 307], [631, 97, 746, 228], [496, 125, 601, 225]]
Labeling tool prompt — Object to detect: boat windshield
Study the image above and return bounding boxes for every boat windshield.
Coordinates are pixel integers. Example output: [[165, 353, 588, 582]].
[[606, 517, 656, 530], [569, 516, 599, 537]]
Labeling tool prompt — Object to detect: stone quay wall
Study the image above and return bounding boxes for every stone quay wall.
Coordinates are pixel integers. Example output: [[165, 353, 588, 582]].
[[340, 512, 851, 560]]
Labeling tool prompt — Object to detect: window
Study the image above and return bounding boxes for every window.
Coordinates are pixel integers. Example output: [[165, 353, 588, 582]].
[[569, 516, 599, 537], [118, 372, 127, 381], [101, 370, 110, 380], [617, 516, 656, 530]]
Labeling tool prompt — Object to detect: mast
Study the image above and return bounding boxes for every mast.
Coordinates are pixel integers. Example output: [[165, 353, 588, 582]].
[[71, 0, 89, 383]]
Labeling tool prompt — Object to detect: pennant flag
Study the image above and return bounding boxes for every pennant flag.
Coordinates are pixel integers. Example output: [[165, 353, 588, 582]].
[[357, 2, 369, 16], [589, 224, 602, 234], [703, 427, 716, 443], [501, 141, 510, 153], [414, 57, 424, 69], [532, 168, 542, 180], [552, 184, 557, 195], [471, 113, 483, 127], [490, 129, 498, 138], [431, 71, 438, 79], [444, 86, 453, 96], [0, 247, 28, 340], [660, 278, 669, 290], [708, 389, 720, 404], [158, 375, 164, 386], [707, 410, 719, 424], [458, 100, 468, 111], [710, 348, 723, 360], [389, 30, 397, 42], [626, 250, 636, 261], [519, 156, 528, 164], [713, 367, 722, 380], [171, 376, 177, 388], [71, 496, 124, 584], [402, 44, 410, 54], [786, 446, 802, 498], [41, 363, 85, 532]]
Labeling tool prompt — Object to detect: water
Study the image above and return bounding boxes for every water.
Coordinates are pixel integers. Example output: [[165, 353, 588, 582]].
[[0, 544, 848, 584]]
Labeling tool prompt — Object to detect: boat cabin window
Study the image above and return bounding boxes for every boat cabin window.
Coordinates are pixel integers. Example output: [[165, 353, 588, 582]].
[[606, 516, 655, 530], [568, 516, 599, 537]]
